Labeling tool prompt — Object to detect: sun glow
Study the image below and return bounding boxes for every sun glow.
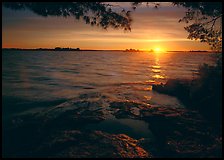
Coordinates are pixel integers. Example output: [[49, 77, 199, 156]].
[[153, 47, 166, 53], [155, 48, 161, 52], [146, 47, 165, 53]]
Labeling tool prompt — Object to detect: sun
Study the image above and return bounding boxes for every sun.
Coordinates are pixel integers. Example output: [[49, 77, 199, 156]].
[[153, 47, 166, 53], [147, 47, 165, 53], [154, 48, 161, 52]]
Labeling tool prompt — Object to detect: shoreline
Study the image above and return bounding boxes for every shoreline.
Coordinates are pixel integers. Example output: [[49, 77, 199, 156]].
[[152, 77, 222, 124], [3, 90, 222, 158], [2, 48, 215, 53]]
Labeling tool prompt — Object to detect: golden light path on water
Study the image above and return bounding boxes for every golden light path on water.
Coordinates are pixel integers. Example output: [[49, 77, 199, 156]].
[[2, 50, 215, 101], [151, 51, 165, 81]]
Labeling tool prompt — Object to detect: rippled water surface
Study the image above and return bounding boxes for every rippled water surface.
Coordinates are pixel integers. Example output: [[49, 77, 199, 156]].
[[2, 50, 214, 114], [3, 50, 220, 158]]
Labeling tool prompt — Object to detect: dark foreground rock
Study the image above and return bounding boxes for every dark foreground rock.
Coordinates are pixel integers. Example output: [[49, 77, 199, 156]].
[[33, 130, 151, 158], [139, 105, 222, 158], [153, 78, 222, 123], [152, 79, 191, 105], [2, 92, 222, 158]]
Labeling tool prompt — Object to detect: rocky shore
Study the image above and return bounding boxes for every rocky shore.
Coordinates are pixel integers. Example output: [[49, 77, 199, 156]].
[[3, 91, 222, 158], [153, 78, 222, 123]]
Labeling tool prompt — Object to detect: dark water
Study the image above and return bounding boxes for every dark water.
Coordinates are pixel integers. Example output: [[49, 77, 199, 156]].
[[2, 50, 217, 157], [2, 50, 214, 104], [2, 50, 214, 129], [85, 118, 154, 139]]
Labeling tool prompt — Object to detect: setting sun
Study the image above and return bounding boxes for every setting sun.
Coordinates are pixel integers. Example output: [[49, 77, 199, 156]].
[[155, 48, 161, 52], [153, 47, 166, 53]]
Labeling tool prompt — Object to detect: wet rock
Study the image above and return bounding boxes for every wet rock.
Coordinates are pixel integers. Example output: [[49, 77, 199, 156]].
[[34, 130, 151, 158], [109, 101, 150, 119], [35, 99, 110, 131], [3, 91, 222, 158], [152, 79, 191, 105], [137, 138, 159, 157]]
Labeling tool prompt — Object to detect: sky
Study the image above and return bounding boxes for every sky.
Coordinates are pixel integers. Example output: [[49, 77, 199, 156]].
[[2, 2, 210, 51]]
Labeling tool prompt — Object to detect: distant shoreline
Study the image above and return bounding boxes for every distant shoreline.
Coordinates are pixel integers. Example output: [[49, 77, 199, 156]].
[[2, 48, 124, 52], [167, 50, 209, 52], [2, 48, 213, 53]]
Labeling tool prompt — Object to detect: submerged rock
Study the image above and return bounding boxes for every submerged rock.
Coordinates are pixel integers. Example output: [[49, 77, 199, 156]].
[[109, 100, 150, 119]]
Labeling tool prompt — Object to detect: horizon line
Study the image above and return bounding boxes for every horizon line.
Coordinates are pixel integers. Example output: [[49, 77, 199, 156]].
[[2, 47, 212, 52]]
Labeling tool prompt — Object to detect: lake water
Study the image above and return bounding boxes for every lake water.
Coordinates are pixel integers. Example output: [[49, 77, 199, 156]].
[[2, 50, 215, 116], [2, 50, 218, 157]]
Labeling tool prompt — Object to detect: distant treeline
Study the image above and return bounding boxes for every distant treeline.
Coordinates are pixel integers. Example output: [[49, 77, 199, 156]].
[[167, 50, 209, 52], [2, 47, 81, 51], [2, 48, 127, 52]]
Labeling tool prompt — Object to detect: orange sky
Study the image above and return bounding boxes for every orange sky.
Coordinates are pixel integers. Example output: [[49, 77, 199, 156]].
[[2, 2, 210, 51]]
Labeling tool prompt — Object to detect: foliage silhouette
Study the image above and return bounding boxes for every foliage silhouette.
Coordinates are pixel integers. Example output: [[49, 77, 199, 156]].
[[173, 2, 222, 51], [3, 2, 132, 31], [132, 2, 222, 51], [3, 2, 222, 51]]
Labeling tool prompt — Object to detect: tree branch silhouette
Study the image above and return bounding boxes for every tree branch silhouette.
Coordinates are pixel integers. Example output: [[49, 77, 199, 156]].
[[132, 2, 222, 51], [3, 2, 132, 31], [173, 2, 222, 51], [4, 2, 222, 51]]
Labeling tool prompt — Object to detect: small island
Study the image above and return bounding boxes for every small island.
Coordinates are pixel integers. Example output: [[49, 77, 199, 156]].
[[124, 48, 141, 52], [54, 47, 80, 51]]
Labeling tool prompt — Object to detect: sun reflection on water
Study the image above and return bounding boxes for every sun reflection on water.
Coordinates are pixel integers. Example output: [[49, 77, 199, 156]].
[[151, 53, 166, 81], [152, 65, 161, 69], [151, 69, 161, 73], [152, 75, 165, 79]]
